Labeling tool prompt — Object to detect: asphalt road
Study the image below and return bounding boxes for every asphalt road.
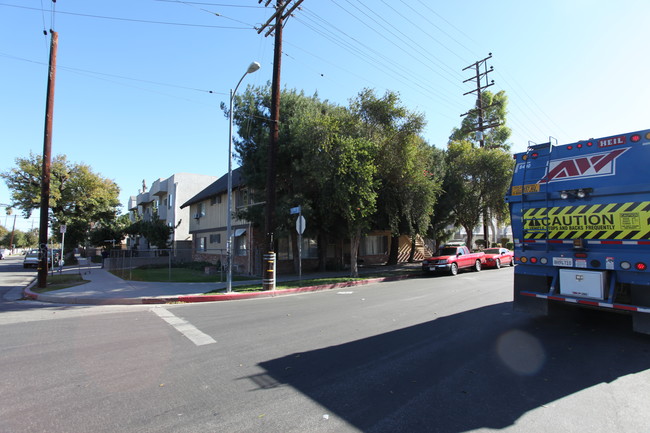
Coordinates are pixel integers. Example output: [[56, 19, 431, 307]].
[[1, 257, 650, 433]]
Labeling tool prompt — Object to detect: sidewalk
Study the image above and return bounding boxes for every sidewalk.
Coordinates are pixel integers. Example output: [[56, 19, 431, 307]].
[[23, 261, 419, 305]]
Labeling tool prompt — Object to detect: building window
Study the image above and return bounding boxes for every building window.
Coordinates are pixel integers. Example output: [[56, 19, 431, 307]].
[[360, 235, 388, 255], [209, 234, 221, 244], [277, 237, 292, 260], [198, 237, 207, 252], [277, 237, 318, 259], [301, 238, 318, 258], [168, 193, 173, 209], [210, 196, 221, 205], [234, 229, 247, 256], [236, 189, 248, 208], [196, 202, 205, 217]]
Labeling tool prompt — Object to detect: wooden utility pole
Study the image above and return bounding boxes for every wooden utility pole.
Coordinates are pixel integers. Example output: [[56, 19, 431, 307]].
[[461, 53, 496, 148], [461, 54, 497, 248], [38, 30, 58, 289], [257, 0, 303, 289]]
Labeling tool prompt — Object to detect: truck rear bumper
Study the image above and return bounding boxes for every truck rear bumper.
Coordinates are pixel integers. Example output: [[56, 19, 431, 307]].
[[519, 291, 650, 314]]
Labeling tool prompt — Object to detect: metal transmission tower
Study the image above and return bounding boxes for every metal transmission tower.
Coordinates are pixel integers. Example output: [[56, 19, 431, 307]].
[[461, 53, 498, 148]]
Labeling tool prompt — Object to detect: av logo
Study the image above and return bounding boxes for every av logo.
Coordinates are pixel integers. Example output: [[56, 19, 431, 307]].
[[538, 148, 629, 184]]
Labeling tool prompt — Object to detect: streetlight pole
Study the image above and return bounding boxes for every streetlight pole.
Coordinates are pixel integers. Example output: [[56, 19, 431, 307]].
[[227, 61, 260, 293]]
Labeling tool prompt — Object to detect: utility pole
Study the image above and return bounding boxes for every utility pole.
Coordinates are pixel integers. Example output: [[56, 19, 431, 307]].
[[256, 0, 303, 290], [38, 30, 58, 289], [461, 53, 497, 148], [461, 53, 497, 248]]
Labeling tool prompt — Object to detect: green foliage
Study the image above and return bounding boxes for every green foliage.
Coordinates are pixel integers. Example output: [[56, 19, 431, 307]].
[[124, 214, 173, 249], [231, 84, 380, 274], [89, 214, 131, 249], [449, 90, 512, 150], [349, 89, 441, 246], [443, 141, 514, 247], [1, 153, 121, 249]]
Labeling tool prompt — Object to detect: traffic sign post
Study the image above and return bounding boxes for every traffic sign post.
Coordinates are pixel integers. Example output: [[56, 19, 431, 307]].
[[295, 209, 306, 279], [59, 224, 66, 273]]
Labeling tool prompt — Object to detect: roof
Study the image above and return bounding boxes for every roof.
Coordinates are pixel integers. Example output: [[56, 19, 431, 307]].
[[180, 167, 245, 209]]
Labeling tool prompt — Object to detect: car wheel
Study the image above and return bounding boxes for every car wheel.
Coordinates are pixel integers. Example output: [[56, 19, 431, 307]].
[[449, 263, 458, 276], [474, 260, 481, 272], [510, 258, 515, 267], [495, 259, 501, 269]]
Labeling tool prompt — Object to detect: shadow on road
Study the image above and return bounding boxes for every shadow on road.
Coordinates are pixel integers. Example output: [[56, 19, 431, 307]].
[[255, 301, 650, 432]]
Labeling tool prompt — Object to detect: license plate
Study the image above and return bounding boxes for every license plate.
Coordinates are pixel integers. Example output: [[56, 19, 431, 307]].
[[553, 257, 573, 267]]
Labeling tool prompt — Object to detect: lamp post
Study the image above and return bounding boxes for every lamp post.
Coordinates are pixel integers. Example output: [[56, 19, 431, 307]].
[[227, 61, 260, 293]]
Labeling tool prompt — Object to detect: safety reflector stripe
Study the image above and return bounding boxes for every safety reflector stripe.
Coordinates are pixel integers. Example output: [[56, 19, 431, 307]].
[[519, 239, 649, 245], [520, 291, 650, 314]]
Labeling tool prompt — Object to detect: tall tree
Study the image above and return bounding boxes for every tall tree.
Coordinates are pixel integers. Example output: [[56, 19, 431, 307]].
[[1, 153, 121, 251], [445, 141, 514, 248], [350, 89, 440, 264], [231, 84, 379, 274]]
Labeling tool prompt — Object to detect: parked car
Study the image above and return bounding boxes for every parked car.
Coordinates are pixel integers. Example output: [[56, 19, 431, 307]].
[[422, 244, 486, 276], [23, 251, 40, 268], [482, 247, 515, 269]]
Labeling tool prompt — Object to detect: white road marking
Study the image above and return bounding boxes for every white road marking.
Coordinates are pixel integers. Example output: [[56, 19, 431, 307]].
[[151, 307, 216, 346]]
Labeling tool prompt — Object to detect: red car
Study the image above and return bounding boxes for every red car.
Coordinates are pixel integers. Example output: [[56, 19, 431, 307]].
[[482, 247, 514, 269]]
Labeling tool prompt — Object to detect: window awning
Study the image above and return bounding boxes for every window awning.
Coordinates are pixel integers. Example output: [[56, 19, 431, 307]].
[[234, 229, 246, 237]]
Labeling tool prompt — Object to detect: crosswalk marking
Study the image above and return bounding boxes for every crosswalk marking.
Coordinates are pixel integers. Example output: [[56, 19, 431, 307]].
[[151, 307, 216, 346]]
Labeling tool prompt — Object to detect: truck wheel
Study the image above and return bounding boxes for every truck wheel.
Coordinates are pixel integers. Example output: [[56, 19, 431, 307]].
[[449, 263, 458, 276], [474, 260, 481, 272], [495, 259, 501, 269]]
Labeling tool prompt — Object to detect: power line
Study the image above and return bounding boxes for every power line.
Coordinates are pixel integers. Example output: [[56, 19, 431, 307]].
[[0, 51, 225, 95], [0, 3, 253, 29]]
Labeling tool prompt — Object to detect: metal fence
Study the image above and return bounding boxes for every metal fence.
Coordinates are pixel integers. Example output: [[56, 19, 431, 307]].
[[105, 248, 229, 282]]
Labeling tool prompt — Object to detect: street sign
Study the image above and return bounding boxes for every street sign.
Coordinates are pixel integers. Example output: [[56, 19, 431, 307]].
[[60, 225, 66, 234], [296, 215, 306, 234], [290, 206, 301, 215]]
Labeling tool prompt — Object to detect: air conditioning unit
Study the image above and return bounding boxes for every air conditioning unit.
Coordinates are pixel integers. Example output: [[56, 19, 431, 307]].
[[193, 213, 201, 220]]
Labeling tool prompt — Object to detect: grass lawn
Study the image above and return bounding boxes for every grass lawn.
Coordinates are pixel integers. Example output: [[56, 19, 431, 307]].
[[31, 273, 89, 293], [110, 267, 255, 283], [203, 268, 420, 294]]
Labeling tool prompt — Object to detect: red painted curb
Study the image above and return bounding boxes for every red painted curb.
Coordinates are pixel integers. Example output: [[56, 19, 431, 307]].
[[23, 273, 414, 305], [150, 274, 411, 304]]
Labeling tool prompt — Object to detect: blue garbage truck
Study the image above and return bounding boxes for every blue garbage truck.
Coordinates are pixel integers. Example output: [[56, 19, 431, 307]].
[[506, 129, 650, 333]]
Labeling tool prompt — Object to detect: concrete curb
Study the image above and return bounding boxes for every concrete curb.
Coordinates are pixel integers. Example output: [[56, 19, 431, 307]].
[[23, 274, 413, 305]]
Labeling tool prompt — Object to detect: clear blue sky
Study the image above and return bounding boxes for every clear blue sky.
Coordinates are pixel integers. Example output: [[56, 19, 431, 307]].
[[2, 0, 649, 233]]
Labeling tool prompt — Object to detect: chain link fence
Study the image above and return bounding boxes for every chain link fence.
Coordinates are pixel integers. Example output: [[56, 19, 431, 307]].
[[105, 248, 229, 281]]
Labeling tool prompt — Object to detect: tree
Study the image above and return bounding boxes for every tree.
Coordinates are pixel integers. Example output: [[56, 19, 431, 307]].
[[350, 89, 441, 264], [124, 215, 173, 249], [231, 84, 378, 274], [1, 153, 121, 251], [449, 90, 513, 245], [450, 90, 512, 150], [445, 141, 514, 248], [89, 214, 131, 249]]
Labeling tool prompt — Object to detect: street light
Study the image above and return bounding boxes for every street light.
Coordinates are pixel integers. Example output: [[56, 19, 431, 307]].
[[227, 61, 261, 293]]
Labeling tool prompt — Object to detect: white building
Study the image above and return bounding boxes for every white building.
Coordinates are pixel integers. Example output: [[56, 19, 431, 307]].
[[127, 173, 218, 251]]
